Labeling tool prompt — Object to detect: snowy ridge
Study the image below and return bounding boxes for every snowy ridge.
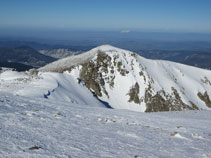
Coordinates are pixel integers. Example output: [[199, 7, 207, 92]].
[[39, 45, 137, 72], [39, 46, 103, 72]]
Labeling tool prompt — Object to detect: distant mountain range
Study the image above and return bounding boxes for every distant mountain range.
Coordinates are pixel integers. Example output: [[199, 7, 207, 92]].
[[139, 50, 211, 70], [0, 46, 56, 69], [183, 53, 211, 69], [0, 41, 96, 51], [0, 62, 33, 71]]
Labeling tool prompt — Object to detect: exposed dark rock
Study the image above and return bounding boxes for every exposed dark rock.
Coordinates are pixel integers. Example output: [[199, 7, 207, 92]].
[[28, 146, 40, 150], [127, 83, 141, 104], [80, 51, 111, 97], [201, 76, 211, 86], [145, 87, 196, 112], [139, 71, 146, 82], [197, 91, 211, 108], [80, 61, 103, 97]]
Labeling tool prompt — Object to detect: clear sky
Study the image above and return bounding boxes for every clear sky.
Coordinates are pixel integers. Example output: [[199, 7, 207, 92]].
[[0, 0, 211, 33]]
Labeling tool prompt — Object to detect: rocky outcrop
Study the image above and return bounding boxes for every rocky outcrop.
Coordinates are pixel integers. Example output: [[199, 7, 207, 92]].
[[198, 91, 211, 108]]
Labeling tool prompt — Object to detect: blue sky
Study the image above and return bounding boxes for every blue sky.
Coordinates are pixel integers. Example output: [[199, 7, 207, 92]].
[[0, 0, 211, 33]]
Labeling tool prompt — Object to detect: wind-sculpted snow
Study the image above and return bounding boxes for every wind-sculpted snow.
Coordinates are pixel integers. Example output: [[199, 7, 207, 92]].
[[0, 70, 104, 108], [40, 45, 211, 112], [0, 92, 211, 158]]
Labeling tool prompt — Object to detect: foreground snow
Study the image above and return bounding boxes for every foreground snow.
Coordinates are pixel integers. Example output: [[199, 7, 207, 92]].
[[0, 92, 211, 158]]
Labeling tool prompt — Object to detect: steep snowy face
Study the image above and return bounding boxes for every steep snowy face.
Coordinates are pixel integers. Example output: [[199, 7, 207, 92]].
[[40, 45, 211, 112]]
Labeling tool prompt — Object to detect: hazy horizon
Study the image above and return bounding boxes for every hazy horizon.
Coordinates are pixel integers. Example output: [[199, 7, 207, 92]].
[[1, 0, 211, 46], [1, 0, 211, 34]]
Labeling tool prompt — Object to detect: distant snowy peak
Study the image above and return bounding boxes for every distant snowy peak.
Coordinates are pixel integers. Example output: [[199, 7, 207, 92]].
[[40, 45, 211, 112]]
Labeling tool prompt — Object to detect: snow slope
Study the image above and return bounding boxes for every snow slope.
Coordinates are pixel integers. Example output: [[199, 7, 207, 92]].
[[0, 92, 211, 158], [0, 70, 104, 108], [40, 45, 211, 112]]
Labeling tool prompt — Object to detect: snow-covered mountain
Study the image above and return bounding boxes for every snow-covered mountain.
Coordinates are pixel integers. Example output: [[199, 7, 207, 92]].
[[39, 45, 211, 112]]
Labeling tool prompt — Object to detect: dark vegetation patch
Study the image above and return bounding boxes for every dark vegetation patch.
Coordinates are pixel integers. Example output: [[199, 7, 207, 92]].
[[201, 76, 211, 86], [0, 62, 33, 71], [145, 87, 198, 112], [28, 146, 40, 150], [127, 83, 141, 104], [80, 51, 111, 97], [197, 91, 211, 108]]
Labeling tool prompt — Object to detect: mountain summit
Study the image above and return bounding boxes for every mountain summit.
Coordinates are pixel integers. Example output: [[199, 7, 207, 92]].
[[40, 45, 211, 112]]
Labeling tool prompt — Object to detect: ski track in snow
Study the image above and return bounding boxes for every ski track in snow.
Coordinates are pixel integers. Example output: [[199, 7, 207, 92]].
[[0, 93, 211, 158]]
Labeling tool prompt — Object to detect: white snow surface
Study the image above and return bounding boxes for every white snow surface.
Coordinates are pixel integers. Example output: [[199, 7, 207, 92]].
[[0, 71, 104, 108], [0, 92, 211, 158], [0, 70, 27, 80]]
